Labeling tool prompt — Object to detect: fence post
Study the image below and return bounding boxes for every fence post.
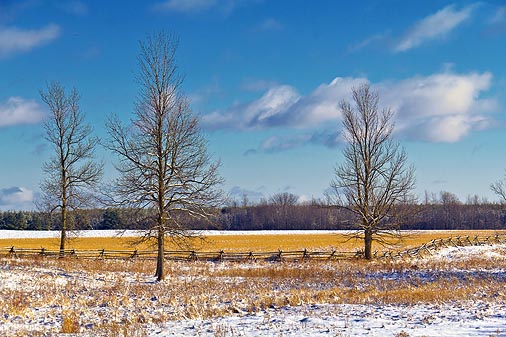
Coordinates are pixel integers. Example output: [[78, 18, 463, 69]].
[[190, 251, 198, 261], [329, 249, 336, 260]]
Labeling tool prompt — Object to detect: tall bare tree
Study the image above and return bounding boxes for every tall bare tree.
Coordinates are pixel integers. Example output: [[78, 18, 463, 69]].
[[328, 84, 415, 259], [39, 82, 103, 256], [106, 32, 223, 281]]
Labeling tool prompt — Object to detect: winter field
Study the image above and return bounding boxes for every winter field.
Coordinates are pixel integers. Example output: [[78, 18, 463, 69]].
[[1, 231, 506, 336]]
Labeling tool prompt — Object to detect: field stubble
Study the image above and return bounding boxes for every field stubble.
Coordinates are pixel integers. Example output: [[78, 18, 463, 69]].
[[1, 230, 505, 336], [1, 246, 506, 336]]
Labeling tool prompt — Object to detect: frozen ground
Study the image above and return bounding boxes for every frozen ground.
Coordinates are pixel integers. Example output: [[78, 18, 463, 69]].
[[0, 233, 505, 336]]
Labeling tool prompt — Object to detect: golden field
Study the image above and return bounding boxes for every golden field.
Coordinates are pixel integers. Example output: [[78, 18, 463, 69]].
[[1, 230, 504, 253]]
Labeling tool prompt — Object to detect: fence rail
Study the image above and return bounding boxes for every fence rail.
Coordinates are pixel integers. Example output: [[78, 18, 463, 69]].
[[1, 234, 505, 262]]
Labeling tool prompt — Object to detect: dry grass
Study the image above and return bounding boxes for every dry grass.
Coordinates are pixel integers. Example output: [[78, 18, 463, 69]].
[[1, 230, 505, 335], [1, 248, 505, 336], [61, 310, 80, 333], [1, 230, 503, 253]]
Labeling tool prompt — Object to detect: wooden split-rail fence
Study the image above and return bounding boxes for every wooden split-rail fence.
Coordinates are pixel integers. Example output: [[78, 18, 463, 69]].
[[1, 234, 505, 262]]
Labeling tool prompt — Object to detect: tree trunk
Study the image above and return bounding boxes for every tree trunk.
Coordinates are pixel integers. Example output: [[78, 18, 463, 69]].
[[59, 188, 67, 258], [364, 229, 373, 260], [155, 215, 165, 281]]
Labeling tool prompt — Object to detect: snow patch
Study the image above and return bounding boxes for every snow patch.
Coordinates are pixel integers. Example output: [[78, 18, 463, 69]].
[[433, 244, 506, 261]]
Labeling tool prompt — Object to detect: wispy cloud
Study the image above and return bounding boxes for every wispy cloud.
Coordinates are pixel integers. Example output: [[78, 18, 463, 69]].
[[244, 130, 341, 155], [57, 0, 89, 16], [347, 32, 388, 53], [240, 78, 279, 92], [0, 186, 34, 210], [153, 0, 252, 15], [203, 70, 496, 151], [228, 186, 265, 205], [253, 18, 283, 32], [490, 6, 506, 25], [154, 0, 217, 13], [486, 6, 506, 34], [0, 97, 46, 127], [395, 4, 477, 52], [0, 24, 61, 57], [188, 80, 222, 106]]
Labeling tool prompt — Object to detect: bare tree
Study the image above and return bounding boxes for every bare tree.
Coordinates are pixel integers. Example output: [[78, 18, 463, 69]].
[[439, 191, 462, 230], [491, 177, 506, 203], [39, 82, 103, 256], [269, 192, 299, 207], [269, 192, 299, 228], [328, 84, 415, 259], [105, 32, 223, 281]]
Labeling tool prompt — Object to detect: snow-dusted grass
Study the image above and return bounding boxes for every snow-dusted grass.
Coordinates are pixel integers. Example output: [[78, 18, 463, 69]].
[[1, 244, 506, 336]]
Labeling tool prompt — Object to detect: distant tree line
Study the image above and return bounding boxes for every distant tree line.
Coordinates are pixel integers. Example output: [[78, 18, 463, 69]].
[[1, 191, 505, 231]]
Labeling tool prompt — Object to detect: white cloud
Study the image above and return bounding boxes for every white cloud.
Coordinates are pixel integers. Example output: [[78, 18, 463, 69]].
[[288, 77, 366, 127], [202, 85, 301, 130], [0, 187, 34, 210], [202, 77, 366, 131], [380, 71, 495, 141], [203, 70, 496, 146], [422, 115, 479, 143], [0, 97, 46, 127], [395, 4, 476, 52], [0, 24, 60, 57]]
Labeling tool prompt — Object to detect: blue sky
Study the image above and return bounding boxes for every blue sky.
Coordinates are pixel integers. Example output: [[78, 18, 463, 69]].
[[1, 0, 506, 210]]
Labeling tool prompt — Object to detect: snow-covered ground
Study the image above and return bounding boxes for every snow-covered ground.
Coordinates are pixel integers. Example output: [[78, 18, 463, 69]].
[[156, 302, 506, 337], [1, 236, 505, 336], [0, 229, 351, 239], [0, 229, 486, 239], [155, 245, 506, 336]]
